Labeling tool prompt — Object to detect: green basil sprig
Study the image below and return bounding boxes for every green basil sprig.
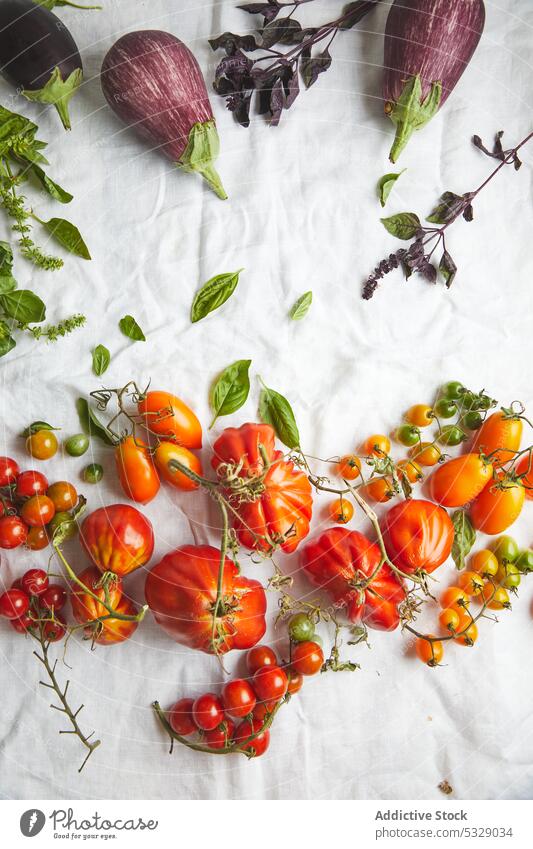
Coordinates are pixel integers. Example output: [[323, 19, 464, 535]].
[[191, 269, 243, 323], [259, 379, 300, 449], [210, 359, 251, 428]]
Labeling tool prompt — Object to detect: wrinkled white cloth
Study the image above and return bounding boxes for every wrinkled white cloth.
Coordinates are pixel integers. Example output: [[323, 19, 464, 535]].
[[1, 0, 532, 801]]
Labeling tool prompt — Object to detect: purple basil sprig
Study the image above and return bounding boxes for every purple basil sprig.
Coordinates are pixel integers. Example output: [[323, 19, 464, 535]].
[[363, 130, 533, 300], [209, 1, 382, 127]]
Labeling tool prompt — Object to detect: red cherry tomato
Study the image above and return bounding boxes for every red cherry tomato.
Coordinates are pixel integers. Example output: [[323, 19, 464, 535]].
[[233, 718, 270, 757], [252, 701, 279, 722], [46, 481, 78, 512], [287, 670, 304, 695], [192, 693, 224, 731], [41, 584, 67, 612], [291, 640, 324, 676], [0, 589, 30, 619], [253, 665, 288, 703], [246, 644, 278, 675], [221, 679, 257, 719], [0, 498, 15, 517], [25, 526, 49, 551], [204, 719, 235, 750], [0, 456, 19, 487], [10, 612, 34, 634], [168, 698, 197, 736], [0, 515, 28, 549], [19, 495, 55, 528], [15, 470, 49, 498], [42, 616, 66, 642], [20, 569, 49, 597]]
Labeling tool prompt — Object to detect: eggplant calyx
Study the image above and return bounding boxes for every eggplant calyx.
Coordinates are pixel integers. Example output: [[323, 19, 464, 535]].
[[177, 120, 228, 200], [22, 67, 83, 131], [386, 75, 442, 163]]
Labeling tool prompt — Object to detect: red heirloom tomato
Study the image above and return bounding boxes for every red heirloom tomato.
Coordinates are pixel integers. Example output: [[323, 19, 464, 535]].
[[145, 544, 267, 654], [80, 504, 154, 577], [383, 499, 454, 575], [92, 597, 139, 645], [471, 410, 522, 467], [0, 515, 28, 549], [301, 527, 405, 631], [470, 475, 525, 535], [153, 441, 202, 491], [429, 454, 493, 507], [115, 436, 160, 504], [138, 390, 202, 449], [211, 423, 312, 554], [0, 456, 19, 487], [70, 566, 123, 624]]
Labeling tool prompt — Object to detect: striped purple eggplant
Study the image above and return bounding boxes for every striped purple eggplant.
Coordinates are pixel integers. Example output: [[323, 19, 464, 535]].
[[0, 0, 83, 130], [101, 30, 227, 199], [383, 0, 485, 162]]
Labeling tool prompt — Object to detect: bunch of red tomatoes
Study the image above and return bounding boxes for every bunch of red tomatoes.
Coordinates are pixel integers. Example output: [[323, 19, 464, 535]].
[[0, 567, 67, 640], [0, 457, 81, 552], [166, 620, 323, 757]]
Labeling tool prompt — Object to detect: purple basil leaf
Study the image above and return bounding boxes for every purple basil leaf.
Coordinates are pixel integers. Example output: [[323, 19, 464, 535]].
[[339, 1, 381, 30], [439, 250, 457, 288], [420, 261, 437, 283], [261, 17, 299, 48], [269, 78, 285, 125], [237, 2, 281, 20], [463, 204, 474, 222], [209, 32, 259, 54], [427, 191, 464, 225], [284, 66, 300, 108], [301, 47, 332, 88]]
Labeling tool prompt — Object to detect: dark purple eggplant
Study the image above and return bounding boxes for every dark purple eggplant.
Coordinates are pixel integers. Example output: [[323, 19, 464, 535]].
[[0, 0, 83, 130], [101, 30, 227, 200], [383, 0, 485, 162]]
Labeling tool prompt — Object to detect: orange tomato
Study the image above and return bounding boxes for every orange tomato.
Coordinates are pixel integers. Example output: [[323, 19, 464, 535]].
[[454, 616, 478, 646], [515, 454, 533, 500], [138, 390, 202, 449], [328, 498, 354, 524], [470, 549, 499, 577], [440, 586, 470, 610], [438, 607, 460, 633], [471, 410, 522, 467], [457, 570, 484, 597], [362, 434, 391, 457], [428, 454, 493, 508], [115, 436, 160, 504], [396, 459, 423, 484], [470, 475, 525, 535], [405, 404, 433, 428], [337, 455, 361, 480], [481, 583, 510, 610], [92, 597, 140, 645], [409, 442, 441, 467], [415, 636, 443, 666], [154, 442, 202, 491], [365, 477, 393, 503]]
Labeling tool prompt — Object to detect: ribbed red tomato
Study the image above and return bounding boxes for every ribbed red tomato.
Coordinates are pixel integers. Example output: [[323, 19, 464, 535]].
[[211, 423, 312, 553], [382, 499, 454, 575], [70, 566, 138, 645], [145, 544, 267, 654], [80, 504, 154, 577], [301, 527, 405, 631]]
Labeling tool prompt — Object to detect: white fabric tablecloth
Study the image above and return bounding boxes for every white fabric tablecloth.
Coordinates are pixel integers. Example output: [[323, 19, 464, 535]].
[[1, 0, 533, 801]]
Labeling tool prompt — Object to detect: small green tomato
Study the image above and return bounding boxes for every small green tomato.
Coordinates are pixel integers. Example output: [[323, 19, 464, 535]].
[[83, 463, 104, 484], [395, 424, 420, 447], [288, 613, 315, 643], [438, 425, 466, 447], [65, 433, 90, 457], [493, 535, 519, 565], [516, 549, 533, 573], [441, 381, 464, 401]]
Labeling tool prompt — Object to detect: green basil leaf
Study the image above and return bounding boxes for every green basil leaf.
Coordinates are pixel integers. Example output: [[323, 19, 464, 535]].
[[210, 359, 251, 428], [380, 212, 421, 241], [38, 217, 91, 260], [0, 241, 17, 293], [191, 269, 243, 323], [0, 320, 16, 357], [377, 169, 405, 208], [75, 397, 115, 446], [21, 421, 60, 437], [119, 315, 146, 342], [451, 510, 476, 570], [259, 381, 300, 449], [289, 291, 313, 321], [92, 344, 111, 376], [28, 163, 73, 204], [0, 290, 46, 324]]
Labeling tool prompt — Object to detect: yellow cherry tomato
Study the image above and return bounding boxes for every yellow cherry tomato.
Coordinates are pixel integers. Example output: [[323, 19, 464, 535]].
[[26, 430, 58, 461], [364, 477, 393, 503], [470, 549, 499, 578], [409, 441, 441, 467], [438, 607, 460, 633], [328, 498, 354, 524], [457, 570, 485, 597], [440, 586, 470, 611], [481, 583, 511, 610], [396, 459, 423, 484], [362, 434, 391, 457], [454, 618, 478, 646], [337, 455, 361, 481], [406, 404, 434, 428], [415, 636, 443, 667]]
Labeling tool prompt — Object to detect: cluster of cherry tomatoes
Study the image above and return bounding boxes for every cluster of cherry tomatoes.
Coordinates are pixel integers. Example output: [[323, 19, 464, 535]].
[[0, 456, 81, 552], [0, 568, 67, 640], [415, 534, 531, 666], [167, 620, 324, 757]]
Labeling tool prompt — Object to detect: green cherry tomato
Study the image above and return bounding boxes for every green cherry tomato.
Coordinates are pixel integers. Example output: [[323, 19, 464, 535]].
[[396, 424, 420, 447], [438, 425, 466, 447], [464, 411, 483, 430], [288, 613, 315, 643], [65, 434, 90, 457], [497, 562, 521, 590], [442, 381, 464, 401], [47, 511, 77, 541], [83, 463, 103, 484], [478, 395, 493, 411], [493, 535, 519, 565], [516, 549, 533, 573], [434, 398, 457, 419]]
